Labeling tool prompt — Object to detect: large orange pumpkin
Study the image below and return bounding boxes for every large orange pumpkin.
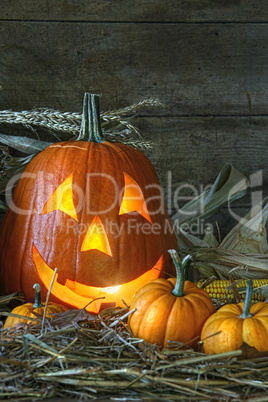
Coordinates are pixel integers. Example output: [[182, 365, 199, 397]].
[[201, 279, 268, 354], [0, 94, 177, 313], [128, 250, 215, 348]]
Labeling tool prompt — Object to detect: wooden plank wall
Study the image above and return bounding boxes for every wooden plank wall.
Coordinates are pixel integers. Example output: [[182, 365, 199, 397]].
[[0, 1, 267, 236]]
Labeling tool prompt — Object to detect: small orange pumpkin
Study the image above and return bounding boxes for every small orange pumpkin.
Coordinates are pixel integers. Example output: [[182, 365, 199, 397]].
[[201, 279, 268, 354], [128, 250, 215, 348], [4, 283, 67, 329]]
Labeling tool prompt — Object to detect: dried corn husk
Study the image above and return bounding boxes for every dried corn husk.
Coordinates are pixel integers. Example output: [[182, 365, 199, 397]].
[[0, 133, 52, 154], [172, 163, 249, 228], [173, 163, 268, 280], [220, 199, 268, 254], [183, 247, 268, 280], [179, 199, 268, 280], [253, 283, 268, 298], [203, 226, 219, 247]]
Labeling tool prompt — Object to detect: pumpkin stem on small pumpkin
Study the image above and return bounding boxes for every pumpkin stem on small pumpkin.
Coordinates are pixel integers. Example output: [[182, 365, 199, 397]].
[[168, 249, 186, 297], [32, 283, 43, 309], [78, 93, 103, 143], [239, 279, 254, 319]]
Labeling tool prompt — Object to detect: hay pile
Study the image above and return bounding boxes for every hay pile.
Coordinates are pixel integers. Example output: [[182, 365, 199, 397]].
[[1, 294, 268, 401]]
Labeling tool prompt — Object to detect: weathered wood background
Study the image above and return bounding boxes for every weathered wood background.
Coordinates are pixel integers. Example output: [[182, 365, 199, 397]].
[[0, 1, 267, 235]]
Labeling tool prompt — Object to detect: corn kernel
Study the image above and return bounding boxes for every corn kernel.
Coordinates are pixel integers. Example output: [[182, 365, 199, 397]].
[[197, 279, 268, 302]]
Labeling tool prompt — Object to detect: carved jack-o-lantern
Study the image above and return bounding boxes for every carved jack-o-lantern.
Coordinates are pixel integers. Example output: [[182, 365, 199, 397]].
[[0, 94, 177, 313]]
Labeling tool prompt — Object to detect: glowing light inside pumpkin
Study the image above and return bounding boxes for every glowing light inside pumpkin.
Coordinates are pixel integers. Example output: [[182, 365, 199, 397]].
[[101, 285, 121, 294], [32, 244, 163, 313], [41, 172, 78, 221], [81, 215, 112, 256], [119, 172, 152, 223]]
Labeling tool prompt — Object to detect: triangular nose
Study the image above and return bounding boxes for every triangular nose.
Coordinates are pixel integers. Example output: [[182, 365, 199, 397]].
[[81, 215, 112, 256]]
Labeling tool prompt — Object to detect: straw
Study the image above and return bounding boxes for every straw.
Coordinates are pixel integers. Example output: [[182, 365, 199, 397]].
[[1, 293, 268, 401]]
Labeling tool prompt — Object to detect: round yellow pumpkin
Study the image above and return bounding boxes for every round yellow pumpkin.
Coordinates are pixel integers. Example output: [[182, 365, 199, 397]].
[[201, 279, 268, 354]]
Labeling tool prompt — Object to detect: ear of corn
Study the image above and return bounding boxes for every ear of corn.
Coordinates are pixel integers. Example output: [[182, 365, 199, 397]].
[[197, 279, 268, 302]]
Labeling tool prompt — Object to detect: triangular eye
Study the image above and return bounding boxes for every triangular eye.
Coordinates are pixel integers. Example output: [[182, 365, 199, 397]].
[[41, 173, 78, 221], [81, 215, 112, 257], [119, 172, 152, 223]]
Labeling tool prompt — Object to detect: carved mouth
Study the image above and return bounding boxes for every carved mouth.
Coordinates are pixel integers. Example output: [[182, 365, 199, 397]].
[[32, 244, 163, 313]]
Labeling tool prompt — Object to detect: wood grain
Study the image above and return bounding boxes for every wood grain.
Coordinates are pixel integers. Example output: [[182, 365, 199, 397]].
[[0, 4, 267, 229], [140, 116, 266, 173], [135, 116, 268, 201], [0, 22, 267, 116], [0, 1, 267, 22]]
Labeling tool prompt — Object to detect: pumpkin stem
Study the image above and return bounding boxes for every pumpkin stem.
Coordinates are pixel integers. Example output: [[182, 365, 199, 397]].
[[239, 279, 254, 319], [32, 283, 43, 309], [168, 249, 188, 297], [78, 93, 103, 142]]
